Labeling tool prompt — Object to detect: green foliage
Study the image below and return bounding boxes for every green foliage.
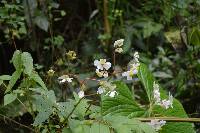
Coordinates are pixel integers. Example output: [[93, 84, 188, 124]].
[[34, 15, 49, 32], [137, 63, 154, 102], [4, 93, 17, 106], [102, 81, 145, 118], [21, 52, 33, 76], [138, 63, 195, 133]]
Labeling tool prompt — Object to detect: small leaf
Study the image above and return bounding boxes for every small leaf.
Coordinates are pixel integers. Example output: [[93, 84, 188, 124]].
[[34, 15, 49, 32], [4, 93, 17, 106], [30, 71, 47, 90], [7, 70, 22, 92], [0, 75, 11, 80], [189, 27, 200, 45], [11, 50, 22, 71], [21, 52, 33, 75]]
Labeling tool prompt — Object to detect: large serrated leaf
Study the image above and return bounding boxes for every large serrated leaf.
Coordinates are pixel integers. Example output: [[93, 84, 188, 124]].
[[137, 63, 154, 102], [102, 81, 145, 118], [138, 63, 195, 133], [21, 52, 33, 75], [30, 71, 47, 90]]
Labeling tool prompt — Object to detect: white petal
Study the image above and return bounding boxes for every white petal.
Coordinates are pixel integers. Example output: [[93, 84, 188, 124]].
[[94, 60, 99, 66], [78, 91, 84, 98], [114, 39, 124, 47], [67, 78, 73, 82], [122, 71, 128, 77], [97, 87, 105, 94], [103, 62, 111, 70], [109, 91, 116, 97]]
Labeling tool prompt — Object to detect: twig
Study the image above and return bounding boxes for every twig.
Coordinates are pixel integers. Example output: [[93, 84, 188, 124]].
[[137, 117, 200, 123], [0, 114, 34, 132], [63, 97, 84, 125]]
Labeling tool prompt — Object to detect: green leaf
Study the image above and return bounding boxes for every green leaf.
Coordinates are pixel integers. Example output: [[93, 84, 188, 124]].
[[104, 115, 156, 133], [102, 81, 145, 118], [11, 50, 22, 71], [7, 70, 22, 92], [0, 75, 11, 80], [4, 93, 17, 106], [189, 27, 200, 45], [142, 21, 163, 38], [34, 15, 49, 32], [138, 63, 195, 133], [32, 90, 56, 126], [30, 71, 47, 90], [137, 63, 154, 102], [33, 110, 52, 126], [62, 127, 72, 133], [21, 52, 33, 75], [90, 122, 110, 133]]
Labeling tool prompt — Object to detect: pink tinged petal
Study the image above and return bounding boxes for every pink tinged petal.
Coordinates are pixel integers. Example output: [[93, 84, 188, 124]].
[[133, 69, 138, 74]]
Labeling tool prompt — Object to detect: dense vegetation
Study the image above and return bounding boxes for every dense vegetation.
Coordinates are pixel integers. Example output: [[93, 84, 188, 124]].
[[0, 0, 200, 132]]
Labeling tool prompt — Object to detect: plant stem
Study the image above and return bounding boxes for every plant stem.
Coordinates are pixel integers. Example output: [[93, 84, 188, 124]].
[[137, 117, 200, 123], [63, 97, 84, 125]]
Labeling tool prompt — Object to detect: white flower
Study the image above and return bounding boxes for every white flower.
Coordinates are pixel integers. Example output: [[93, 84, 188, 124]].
[[134, 51, 139, 62], [107, 90, 118, 97], [94, 59, 111, 70], [153, 81, 161, 105], [148, 119, 166, 131], [122, 68, 138, 80], [58, 75, 73, 83], [114, 39, 124, 48], [115, 48, 123, 53], [153, 81, 173, 109], [161, 93, 173, 109], [78, 90, 84, 98], [97, 87, 105, 94]]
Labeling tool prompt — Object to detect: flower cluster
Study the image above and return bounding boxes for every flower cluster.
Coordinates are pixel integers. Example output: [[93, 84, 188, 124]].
[[58, 75, 73, 83], [153, 81, 173, 109], [114, 39, 124, 53], [66, 50, 77, 60], [94, 59, 111, 78], [148, 119, 166, 131], [97, 81, 118, 97], [47, 69, 55, 77], [122, 52, 140, 80]]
